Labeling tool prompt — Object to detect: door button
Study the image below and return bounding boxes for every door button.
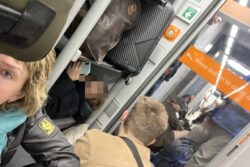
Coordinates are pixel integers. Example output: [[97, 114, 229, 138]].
[[164, 25, 181, 41]]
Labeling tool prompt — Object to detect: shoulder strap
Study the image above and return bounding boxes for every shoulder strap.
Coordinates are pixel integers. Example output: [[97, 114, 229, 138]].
[[120, 137, 144, 167]]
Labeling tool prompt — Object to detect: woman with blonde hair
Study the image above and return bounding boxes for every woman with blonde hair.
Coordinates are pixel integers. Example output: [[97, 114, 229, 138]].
[[0, 0, 79, 166], [0, 51, 79, 166]]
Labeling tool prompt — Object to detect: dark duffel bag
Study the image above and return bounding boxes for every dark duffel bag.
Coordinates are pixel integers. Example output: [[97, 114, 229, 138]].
[[81, 0, 141, 62], [105, 1, 174, 80]]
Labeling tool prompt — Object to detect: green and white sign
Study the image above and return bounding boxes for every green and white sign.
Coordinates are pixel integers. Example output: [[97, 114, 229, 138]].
[[177, 2, 201, 24], [182, 7, 198, 21]]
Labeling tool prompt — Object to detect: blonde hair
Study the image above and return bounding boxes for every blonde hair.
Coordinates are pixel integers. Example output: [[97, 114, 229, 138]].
[[124, 96, 168, 145], [3, 51, 55, 116]]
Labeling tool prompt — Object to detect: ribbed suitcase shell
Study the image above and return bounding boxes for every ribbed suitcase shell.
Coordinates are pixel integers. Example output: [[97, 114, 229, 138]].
[[105, 2, 174, 77]]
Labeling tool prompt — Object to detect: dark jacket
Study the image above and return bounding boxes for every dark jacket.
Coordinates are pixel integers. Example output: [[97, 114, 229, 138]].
[[1, 109, 79, 166], [209, 102, 250, 137], [161, 61, 181, 82], [45, 71, 92, 123], [151, 101, 185, 150]]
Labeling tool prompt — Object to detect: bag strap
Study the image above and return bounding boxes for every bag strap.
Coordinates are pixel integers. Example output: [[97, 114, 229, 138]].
[[120, 137, 144, 167]]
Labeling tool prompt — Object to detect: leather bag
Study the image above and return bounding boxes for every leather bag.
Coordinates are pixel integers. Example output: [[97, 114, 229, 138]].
[[81, 0, 141, 62]]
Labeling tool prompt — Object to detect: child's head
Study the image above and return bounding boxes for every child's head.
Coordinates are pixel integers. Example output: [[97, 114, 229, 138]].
[[0, 51, 55, 116]]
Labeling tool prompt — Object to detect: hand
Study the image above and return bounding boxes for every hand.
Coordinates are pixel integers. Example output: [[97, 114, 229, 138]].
[[67, 61, 83, 81], [174, 130, 190, 140]]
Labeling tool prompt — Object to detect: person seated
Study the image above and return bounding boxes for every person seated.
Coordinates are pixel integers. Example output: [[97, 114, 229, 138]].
[[186, 99, 250, 167], [74, 96, 169, 167], [151, 97, 190, 151], [150, 97, 192, 167], [45, 61, 107, 123]]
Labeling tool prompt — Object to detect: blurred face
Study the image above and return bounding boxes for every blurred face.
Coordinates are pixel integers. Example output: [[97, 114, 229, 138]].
[[0, 54, 28, 105], [85, 81, 104, 99]]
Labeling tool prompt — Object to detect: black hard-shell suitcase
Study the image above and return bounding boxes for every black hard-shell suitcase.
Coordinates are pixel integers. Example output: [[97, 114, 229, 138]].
[[105, 1, 174, 82]]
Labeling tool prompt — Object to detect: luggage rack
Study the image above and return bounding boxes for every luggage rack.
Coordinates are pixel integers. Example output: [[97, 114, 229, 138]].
[[48, 0, 112, 90], [57, 35, 131, 84], [51, 0, 174, 86]]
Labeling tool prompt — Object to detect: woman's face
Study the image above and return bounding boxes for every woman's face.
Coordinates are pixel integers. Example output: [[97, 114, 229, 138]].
[[0, 54, 28, 105]]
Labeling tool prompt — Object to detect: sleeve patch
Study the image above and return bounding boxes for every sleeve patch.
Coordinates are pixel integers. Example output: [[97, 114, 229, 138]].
[[39, 118, 55, 136]]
